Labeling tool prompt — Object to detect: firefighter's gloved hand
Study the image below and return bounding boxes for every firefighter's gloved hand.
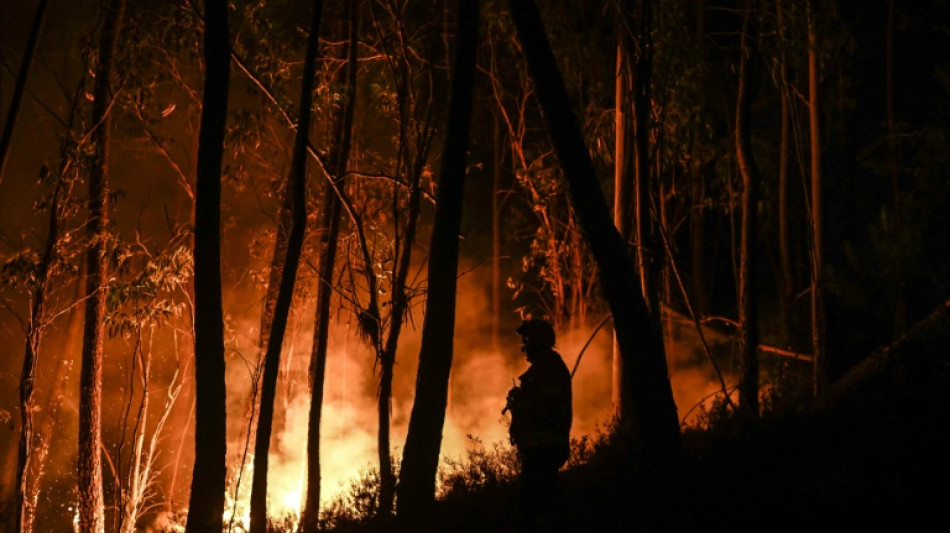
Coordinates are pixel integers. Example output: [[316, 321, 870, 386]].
[[502, 386, 522, 414]]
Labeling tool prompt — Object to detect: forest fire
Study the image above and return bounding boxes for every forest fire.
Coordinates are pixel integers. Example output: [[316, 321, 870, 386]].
[[3, 0, 949, 531]]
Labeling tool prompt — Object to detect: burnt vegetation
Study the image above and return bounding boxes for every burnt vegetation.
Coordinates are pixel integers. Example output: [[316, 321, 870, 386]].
[[1, 0, 949, 532]]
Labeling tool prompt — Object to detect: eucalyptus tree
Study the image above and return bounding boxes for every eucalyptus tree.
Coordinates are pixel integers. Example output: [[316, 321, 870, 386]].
[[78, 1, 127, 531]]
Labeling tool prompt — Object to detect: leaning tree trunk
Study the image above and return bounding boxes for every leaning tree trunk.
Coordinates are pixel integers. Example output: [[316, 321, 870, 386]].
[[735, 0, 760, 416], [78, 1, 125, 531], [247, 1, 323, 531], [396, 0, 479, 519], [505, 0, 680, 460], [0, 0, 48, 187], [184, 0, 230, 531], [807, 0, 827, 403]]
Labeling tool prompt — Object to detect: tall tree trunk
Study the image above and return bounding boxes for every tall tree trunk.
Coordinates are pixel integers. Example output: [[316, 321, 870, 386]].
[[735, 1, 760, 416], [613, 0, 660, 425], [807, 1, 827, 403], [78, 1, 125, 531], [505, 0, 680, 461], [184, 0, 230, 531], [247, 2, 323, 532], [776, 0, 794, 348], [0, 0, 48, 187], [300, 4, 356, 530], [612, 1, 636, 418], [16, 170, 64, 533], [396, 0, 479, 519]]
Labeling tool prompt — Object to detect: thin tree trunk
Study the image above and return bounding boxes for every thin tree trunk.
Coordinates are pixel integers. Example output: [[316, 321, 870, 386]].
[[505, 0, 680, 461], [735, 0, 760, 416], [0, 0, 48, 188], [16, 168, 64, 533], [248, 2, 323, 531], [300, 4, 356, 530], [396, 0, 479, 519], [808, 1, 827, 403], [184, 0, 230, 530], [612, 3, 635, 417], [776, 0, 793, 348], [78, 1, 125, 531]]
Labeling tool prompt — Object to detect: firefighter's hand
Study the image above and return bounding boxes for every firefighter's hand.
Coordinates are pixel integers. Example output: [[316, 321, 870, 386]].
[[502, 386, 521, 414]]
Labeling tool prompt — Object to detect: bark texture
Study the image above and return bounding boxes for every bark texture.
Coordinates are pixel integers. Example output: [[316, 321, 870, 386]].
[[78, 1, 125, 531]]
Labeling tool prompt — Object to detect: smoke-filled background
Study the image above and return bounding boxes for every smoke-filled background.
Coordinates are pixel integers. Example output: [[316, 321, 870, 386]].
[[5, 0, 948, 531]]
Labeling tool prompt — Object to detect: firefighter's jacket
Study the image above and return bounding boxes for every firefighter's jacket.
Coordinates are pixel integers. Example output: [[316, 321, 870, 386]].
[[508, 349, 573, 452]]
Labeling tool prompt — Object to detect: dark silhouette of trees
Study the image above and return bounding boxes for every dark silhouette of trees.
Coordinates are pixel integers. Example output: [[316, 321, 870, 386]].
[[807, 0, 827, 403], [504, 0, 680, 460], [248, 1, 323, 532], [397, 0, 480, 518], [301, 3, 358, 530], [735, 0, 761, 416], [184, 0, 230, 531], [77, 1, 126, 532]]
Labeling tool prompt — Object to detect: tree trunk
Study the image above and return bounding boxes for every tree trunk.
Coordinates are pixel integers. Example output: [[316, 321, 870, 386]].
[[735, 1, 760, 416], [0, 0, 48, 187], [300, 4, 356, 530], [776, 0, 794, 348], [396, 0, 479, 519], [808, 1, 827, 403], [505, 0, 680, 460], [184, 0, 230, 531], [16, 168, 64, 533], [612, 1, 636, 418], [78, 1, 125, 531], [247, 2, 323, 531]]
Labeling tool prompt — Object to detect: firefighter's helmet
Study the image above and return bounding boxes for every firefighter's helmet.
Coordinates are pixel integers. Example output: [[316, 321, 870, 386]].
[[516, 319, 556, 348]]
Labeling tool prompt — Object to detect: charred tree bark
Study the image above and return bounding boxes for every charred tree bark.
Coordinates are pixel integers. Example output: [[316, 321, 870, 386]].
[[807, 1, 827, 403], [0, 0, 48, 188], [735, 1, 760, 416], [505, 0, 680, 460], [78, 1, 125, 532], [247, 1, 323, 531], [184, 0, 230, 531], [396, 0, 479, 519]]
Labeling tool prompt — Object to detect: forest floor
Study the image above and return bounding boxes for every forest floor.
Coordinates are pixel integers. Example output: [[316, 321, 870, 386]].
[[321, 327, 950, 533]]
